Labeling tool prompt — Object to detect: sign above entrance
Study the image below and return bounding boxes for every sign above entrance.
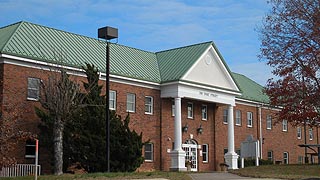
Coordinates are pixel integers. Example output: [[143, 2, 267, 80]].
[[199, 91, 218, 98]]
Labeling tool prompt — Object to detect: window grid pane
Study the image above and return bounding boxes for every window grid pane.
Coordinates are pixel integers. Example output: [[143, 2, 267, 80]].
[[145, 96, 153, 114], [27, 78, 40, 100], [126, 93, 135, 112], [202, 144, 208, 162], [109, 90, 116, 110], [297, 127, 302, 139], [202, 105, 207, 120], [235, 110, 241, 125], [309, 128, 313, 140], [247, 112, 253, 127], [267, 115, 272, 130], [172, 100, 175, 116], [223, 109, 228, 124], [282, 120, 288, 131], [144, 143, 153, 161], [187, 103, 193, 119]]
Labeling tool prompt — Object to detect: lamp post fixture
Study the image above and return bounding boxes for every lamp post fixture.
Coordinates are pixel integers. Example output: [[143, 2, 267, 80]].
[[98, 26, 118, 172]]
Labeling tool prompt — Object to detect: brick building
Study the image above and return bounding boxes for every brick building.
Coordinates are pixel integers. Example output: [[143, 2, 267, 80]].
[[0, 21, 318, 173]]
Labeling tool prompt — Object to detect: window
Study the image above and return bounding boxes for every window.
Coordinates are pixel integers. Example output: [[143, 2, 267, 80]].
[[283, 152, 289, 164], [309, 128, 313, 140], [187, 102, 193, 119], [267, 151, 273, 162], [298, 156, 303, 164], [235, 110, 241, 126], [266, 115, 272, 130], [223, 109, 228, 124], [171, 100, 175, 116], [247, 112, 253, 127], [282, 120, 288, 132], [126, 93, 135, 112], [297, 127, 302, 139], [27, 78, 40, 100], [145, 96, 153, 114], [202, 144, 208, 162], [25, 139, 36, 158], [109, 90, 116, 110], [144, 143, 153, 161], [201, 105, 207, 120]]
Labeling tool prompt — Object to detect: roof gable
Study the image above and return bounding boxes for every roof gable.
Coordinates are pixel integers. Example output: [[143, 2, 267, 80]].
[[182, 45, 239, 92], [156, 42, 212, 82]]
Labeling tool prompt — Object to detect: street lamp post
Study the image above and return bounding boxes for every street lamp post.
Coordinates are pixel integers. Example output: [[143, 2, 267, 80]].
[[98, 26, 118, 172]]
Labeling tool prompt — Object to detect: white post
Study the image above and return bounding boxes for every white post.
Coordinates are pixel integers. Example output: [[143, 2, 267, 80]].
[[170, 97, 186, 171], [241, 158, 244, 168], [224, 105, 239, 169], [35, 139, 39, 180]]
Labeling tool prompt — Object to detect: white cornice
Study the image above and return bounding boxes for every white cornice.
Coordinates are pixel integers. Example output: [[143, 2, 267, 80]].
[[161, 81, 241, 96]]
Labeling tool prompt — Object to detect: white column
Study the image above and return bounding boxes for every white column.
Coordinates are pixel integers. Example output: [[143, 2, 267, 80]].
[[224, 105, 239, 169], [170, 97, 186, 171]]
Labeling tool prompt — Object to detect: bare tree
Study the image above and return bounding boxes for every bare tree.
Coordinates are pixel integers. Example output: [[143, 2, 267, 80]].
[[39, 69, 82, 175]]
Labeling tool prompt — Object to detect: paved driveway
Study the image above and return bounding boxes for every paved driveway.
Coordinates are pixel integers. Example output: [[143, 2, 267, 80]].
[[188, 172, 281, 180]]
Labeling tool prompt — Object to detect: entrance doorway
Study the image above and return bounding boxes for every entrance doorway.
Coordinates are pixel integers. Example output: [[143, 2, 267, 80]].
[[182, 139, 197, 171]]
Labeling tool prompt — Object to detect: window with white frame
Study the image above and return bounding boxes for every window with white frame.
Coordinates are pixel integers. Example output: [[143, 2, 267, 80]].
[[25, 139, 36, 158], [223, 109, 228, 124], [309, 128, 313, 140], [27, 78, 40, 100], [201, 105, 207, 120], [266, 115, 272, 130], [171, 100, 175, 116], [297, 127, 302, 139], [267, 150, 273, 162], [247, 112, 253, 127], [283, 152, 289, 164], [202, 144, 208, 162], [126, 93, 135, 112], [109, 90, 116, 110], [235, 110, 241, 126], [187, 102, 193, 119], [282, 120, 288, 132], [145, 96, 153, 114], [144, 143, 153, 161]]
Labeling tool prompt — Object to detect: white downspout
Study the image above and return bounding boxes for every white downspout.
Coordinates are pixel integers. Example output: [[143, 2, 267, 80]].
[[259, 104, 263, 159]]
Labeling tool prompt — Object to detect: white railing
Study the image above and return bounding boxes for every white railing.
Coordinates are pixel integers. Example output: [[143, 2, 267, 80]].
[[0, 164, 41, 177]]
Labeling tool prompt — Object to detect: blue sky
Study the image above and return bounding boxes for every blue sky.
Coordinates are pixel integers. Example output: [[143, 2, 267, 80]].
[[0, 0, 273, 85]]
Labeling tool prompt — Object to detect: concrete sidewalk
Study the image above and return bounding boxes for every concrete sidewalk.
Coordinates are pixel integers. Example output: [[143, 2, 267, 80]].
[[188, 172, 281, 180]]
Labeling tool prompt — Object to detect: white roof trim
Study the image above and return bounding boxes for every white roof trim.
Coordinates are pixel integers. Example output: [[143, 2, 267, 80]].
[[0, 53, 160, 90]]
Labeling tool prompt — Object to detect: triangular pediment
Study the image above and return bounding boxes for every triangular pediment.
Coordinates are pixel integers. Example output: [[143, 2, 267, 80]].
[[182, 46, 239, 92]]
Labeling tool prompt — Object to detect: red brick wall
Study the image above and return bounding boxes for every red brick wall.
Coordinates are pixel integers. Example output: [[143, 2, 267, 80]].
[[1, 62, 318, 174]]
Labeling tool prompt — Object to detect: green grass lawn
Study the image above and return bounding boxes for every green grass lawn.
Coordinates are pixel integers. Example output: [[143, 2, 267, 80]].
[[230, 164, 320, 179], [0, 171, 191, 180]]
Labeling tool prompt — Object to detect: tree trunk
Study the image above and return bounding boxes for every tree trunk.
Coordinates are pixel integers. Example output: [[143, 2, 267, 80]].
[[53, 117, 64, 175]]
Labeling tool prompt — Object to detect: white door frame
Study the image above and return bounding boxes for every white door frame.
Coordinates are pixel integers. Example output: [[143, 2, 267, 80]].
[[182, 139, 198, 171]]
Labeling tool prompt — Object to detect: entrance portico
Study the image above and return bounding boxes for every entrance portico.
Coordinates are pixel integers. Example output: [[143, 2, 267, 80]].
[[162, 81, 240, 170], [160, 43, 241, 171]]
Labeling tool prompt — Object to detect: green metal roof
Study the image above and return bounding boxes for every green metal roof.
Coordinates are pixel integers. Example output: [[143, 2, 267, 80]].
[[0, 21, 269, 103], [0, 21, 161, 82], [232, 72, 269, 103], [156, 42, 212, 82]]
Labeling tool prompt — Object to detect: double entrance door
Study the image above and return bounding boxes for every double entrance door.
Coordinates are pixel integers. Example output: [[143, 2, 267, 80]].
[[182, 140, 198, 171]]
